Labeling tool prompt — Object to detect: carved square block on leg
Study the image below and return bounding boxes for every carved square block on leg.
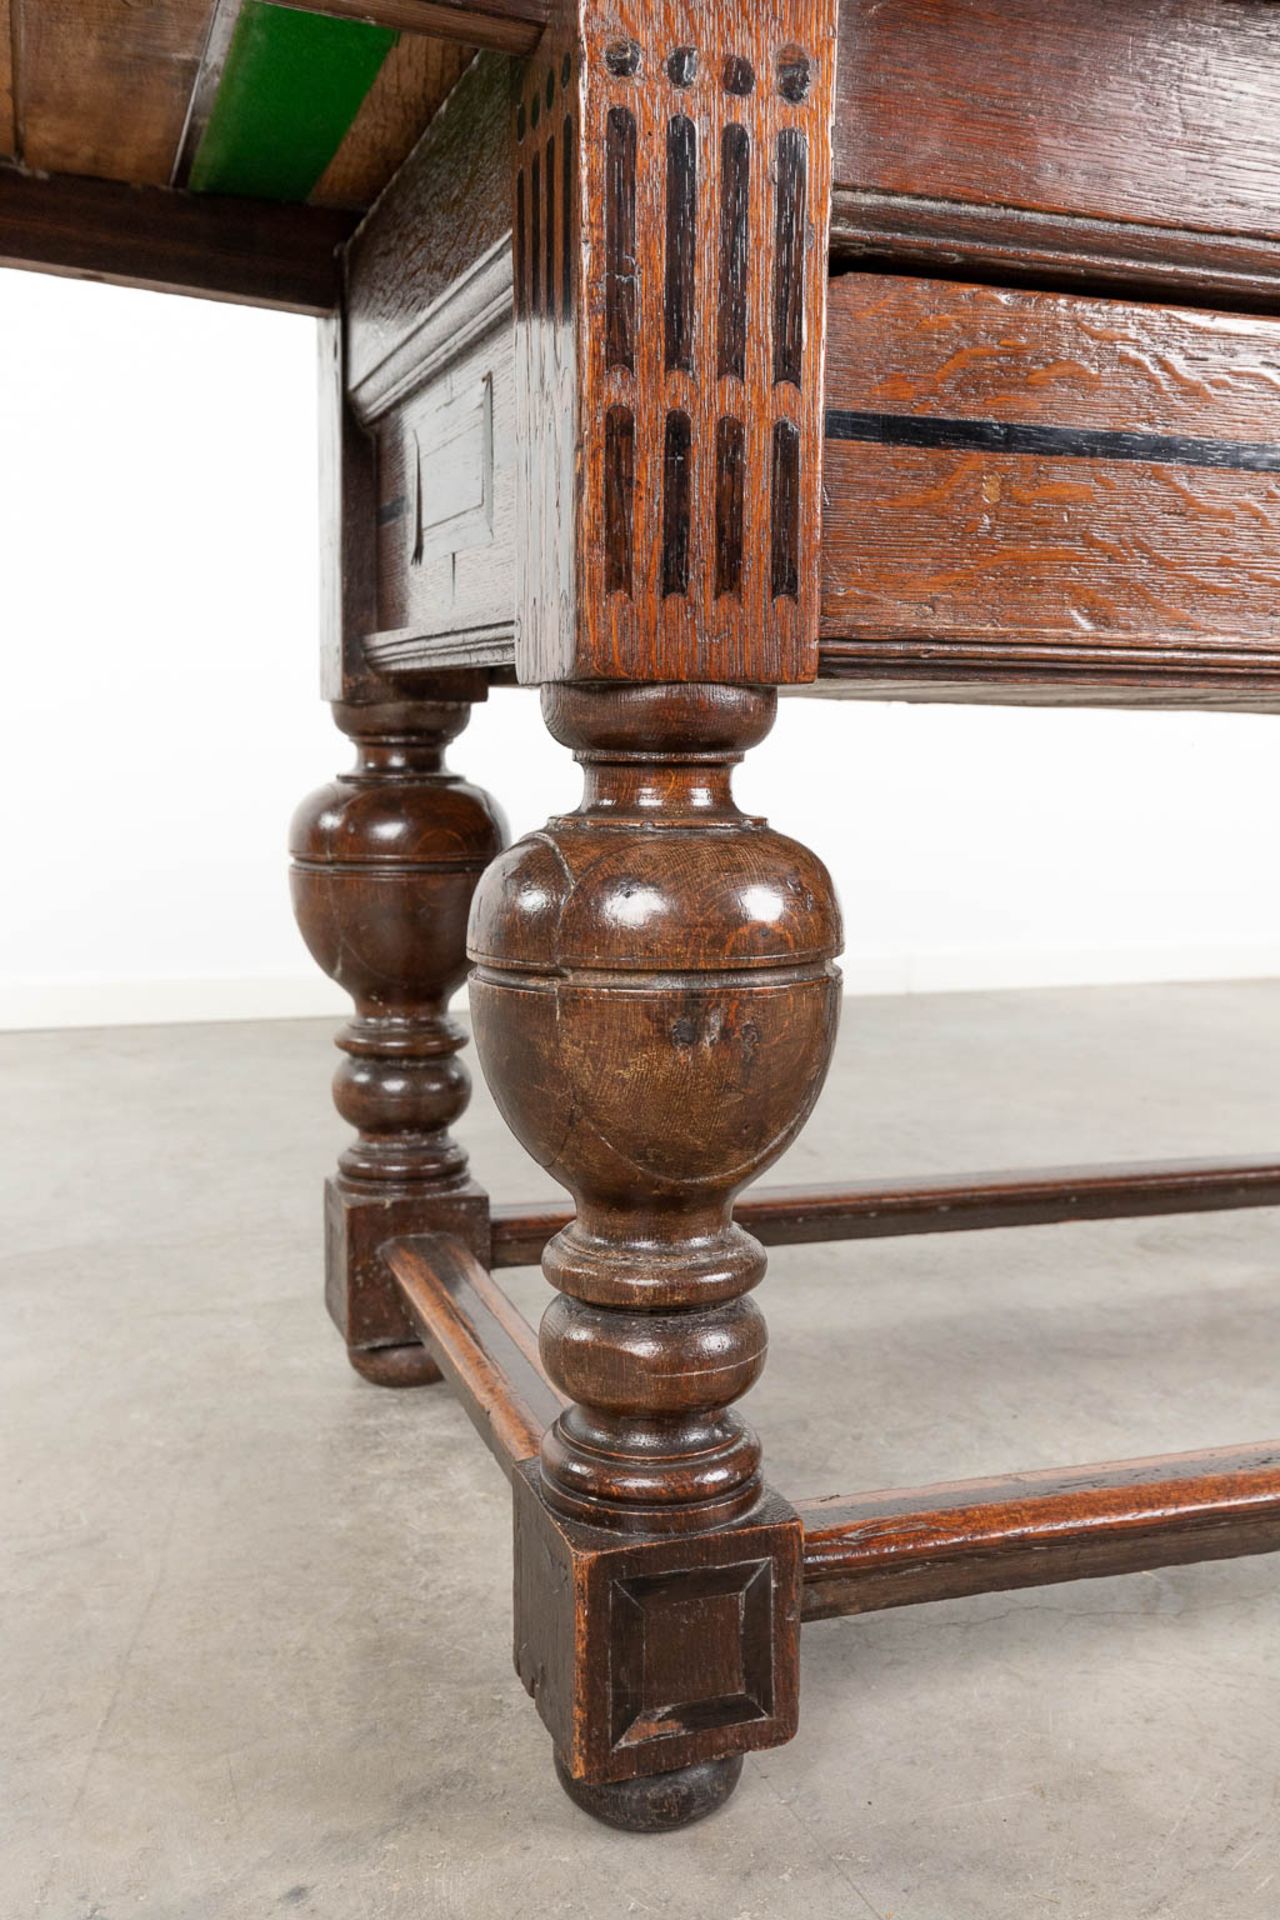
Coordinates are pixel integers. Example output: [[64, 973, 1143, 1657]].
[[513, 1463, 803, 1784], [324, 1176, 490, 1352]]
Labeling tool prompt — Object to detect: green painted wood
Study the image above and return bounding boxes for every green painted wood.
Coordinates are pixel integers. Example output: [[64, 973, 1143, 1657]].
[[190, 1, 395, 202]]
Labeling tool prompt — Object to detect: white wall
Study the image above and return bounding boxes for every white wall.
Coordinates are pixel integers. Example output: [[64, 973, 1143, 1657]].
[[2, 267, 1277, 1029]]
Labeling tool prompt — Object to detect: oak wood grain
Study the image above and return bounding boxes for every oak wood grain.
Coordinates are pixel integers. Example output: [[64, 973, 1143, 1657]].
[[17, 0, 213, 183], [311, 28, 471, 208], [821, 275, 1280, 661], [513, 0, 838, 685], [272, 0, 546, 55], [836, 0, 1280, 245], [345, 50, 512, 396], [388, 1234, 565, 1471], [830, 190, 1280, 318], [799, 1443, 1280, 1619]]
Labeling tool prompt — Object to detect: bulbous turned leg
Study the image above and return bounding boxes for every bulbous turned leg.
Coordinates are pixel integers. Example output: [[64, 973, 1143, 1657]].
[[290, 697, 505, 1383], [469, 684, 842, 1826]]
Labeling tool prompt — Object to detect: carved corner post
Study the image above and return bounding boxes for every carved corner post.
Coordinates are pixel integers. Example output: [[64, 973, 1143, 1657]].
[[291, 696, 506, 1387], [468, 0, 841, 1827]]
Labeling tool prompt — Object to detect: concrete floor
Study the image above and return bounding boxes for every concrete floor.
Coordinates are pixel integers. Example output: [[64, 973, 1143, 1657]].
[[5, 982, 1280, 1919]]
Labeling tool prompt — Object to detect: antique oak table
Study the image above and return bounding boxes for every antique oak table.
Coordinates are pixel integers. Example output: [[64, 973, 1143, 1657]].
[[10, 0, 1280, 1833]]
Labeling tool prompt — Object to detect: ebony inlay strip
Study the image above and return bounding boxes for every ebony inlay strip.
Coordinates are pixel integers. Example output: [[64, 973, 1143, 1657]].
[[771, 417, 800, 599], [561, 117, 574, 320], [604, 405, 635, 593], [663, 410, 693, 596], [665, 115, 697, 373], [530, 149, 541, 316], [715, 416, 746, 596], [773, 128, 806, 387], [718, 125, 750, 380], [544, 132, 556, 317], [824, 408, 1280, 475], [605, 106, 637, 370]]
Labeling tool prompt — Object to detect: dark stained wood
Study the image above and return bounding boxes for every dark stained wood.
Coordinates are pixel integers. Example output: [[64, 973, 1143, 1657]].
[[272, 0, 547, 55], [289, 697, 504, 1379], [284, 0, 1280, 1833], [337, 53, 518, 677], [387, 1233, 566, 1470], [799, 1444, 1280, 1620], [512, 0, 838, 685], [820, 275, 1280, 679], [815, 640, 1280, 712], [488, 1157, 1280, 1269], [344, 50, 512, 397], [834, 0, 1280, 246], [0, 0, 14, 161], [553, 1751, 743, 1833], [0, 163, 354, 310], [514, 1465, 803, 1789], [468, 680, 840, 1808], [830, 191, 1280, 318], [16, 0, 212, 184]]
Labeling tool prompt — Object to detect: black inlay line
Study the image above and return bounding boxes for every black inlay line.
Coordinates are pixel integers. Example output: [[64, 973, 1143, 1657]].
[[662, 410, 693, 595], [773, 127, 806, 388], [605, 107, 637, 370], [824, 409, 1280, 475], [604, 405, 635, 595], [665, 115, 697, 373], [715, 416, 745, 597], [771, 417, 800, 600], [718, 124, 749, 381]]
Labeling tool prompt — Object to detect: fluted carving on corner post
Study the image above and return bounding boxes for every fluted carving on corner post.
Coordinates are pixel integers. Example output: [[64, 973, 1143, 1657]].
[[290, 698, 505, 1387]]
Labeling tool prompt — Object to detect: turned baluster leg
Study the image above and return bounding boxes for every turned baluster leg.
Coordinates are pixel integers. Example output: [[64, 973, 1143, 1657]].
[[290, 697, 505, 1386], [468, 684, 842, 1825], [480, 0, 839, 1822]]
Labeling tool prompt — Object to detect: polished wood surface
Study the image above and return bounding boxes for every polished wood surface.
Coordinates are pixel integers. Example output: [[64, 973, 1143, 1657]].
[[147, 0, 1280, 1836], [290, 698, 505, 1377], [388, 1232, 565, 1470], [469, 684, 842, 1531], [836, 0, 1280, 244], [512, 0, 838, 684], [800, 1445, 1280, 1620], [821, 275, 1280, 676], [489, 1157, 1280, 1268], [467, 682, 840, 1806], [829, 190, 1280, 318]]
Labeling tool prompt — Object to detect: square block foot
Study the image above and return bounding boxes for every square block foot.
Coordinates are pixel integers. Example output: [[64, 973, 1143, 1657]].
[[324, 1176, 489, 1352], [513, 1463, 802, 1784]]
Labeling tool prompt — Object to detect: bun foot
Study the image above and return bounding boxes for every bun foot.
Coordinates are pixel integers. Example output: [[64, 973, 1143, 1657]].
[[553, 1752, 744, 1832], [347, 1343, 442, 1388]]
